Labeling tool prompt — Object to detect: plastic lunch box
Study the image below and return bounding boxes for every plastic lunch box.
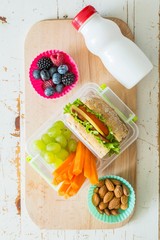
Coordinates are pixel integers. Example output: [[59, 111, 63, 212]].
[[26, 83, 139, 190]]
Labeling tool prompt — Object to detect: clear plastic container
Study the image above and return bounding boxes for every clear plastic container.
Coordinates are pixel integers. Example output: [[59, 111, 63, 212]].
[[26, 83, 139, 190], [26, 112, 65, 191]]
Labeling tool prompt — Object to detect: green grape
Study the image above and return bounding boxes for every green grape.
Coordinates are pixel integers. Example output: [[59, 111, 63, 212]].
[[46, 142, 61, 153], [33, 140, 46, 152], [47, 127, 61, 138], [55, 149, 69, 161], [40, 150, 46, 158], [52, 120, 64, 130], [44, 152, 56, 164], [63, 128, 72, 139], [68, 139, 77, 152], [41, 133, 52, 144], [54, 158, 63, 168], [55, 135, 67, 148]]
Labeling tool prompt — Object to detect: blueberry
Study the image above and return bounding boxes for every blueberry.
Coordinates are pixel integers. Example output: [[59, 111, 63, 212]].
[[33, 69, 41, 79], [57, 64, 68, 74], [56, 83, 64, 93], [52, 72, 62, 84], [44, 87, 55, 96], [40, 69, 50, 81], [49, 66, 57, 77]]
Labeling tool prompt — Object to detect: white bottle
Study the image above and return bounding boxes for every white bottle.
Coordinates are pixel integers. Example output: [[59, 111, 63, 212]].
[[72, 5, 153, 89]]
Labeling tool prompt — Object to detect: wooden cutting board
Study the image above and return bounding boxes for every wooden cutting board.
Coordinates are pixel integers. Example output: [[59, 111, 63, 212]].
[[25, 19, 137, 229]]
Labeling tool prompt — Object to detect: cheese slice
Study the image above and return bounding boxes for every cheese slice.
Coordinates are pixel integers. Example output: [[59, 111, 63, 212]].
[[71, 105, 106, 137]]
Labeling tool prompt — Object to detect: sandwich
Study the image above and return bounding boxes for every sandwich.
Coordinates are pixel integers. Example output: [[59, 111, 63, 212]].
[[64, 96, 128, 158]]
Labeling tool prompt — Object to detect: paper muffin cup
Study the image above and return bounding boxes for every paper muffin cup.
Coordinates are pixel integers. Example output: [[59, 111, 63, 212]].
[[88, 175, 135, 223], [29, 50, 79, 99]]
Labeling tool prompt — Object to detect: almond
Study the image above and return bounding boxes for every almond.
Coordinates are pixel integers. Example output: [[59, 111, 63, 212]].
[[110, 209, 119, 215], [114, 185, 123, 198], [97, 180, 105, 188], [99, 185, 107, 198], [92, 193, 100, 207], [103, 191, 114, 203], [120, 203, 128, 210], [105, 179, 115, 191], [99, 202, 108, 210], [114, 204, 121, 210], [111, 179, 121, 185], [96, 207, 104, 214], [122, 184, 130, 196], [108, 197, 121, 210], [121, 195, 128, 205], [94, 187, 99, 194], [104, 208, 111, 216]]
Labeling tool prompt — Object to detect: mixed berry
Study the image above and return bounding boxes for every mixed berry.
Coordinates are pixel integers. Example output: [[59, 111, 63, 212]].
[[32, 52, 76, 97], [37, 57, 53, 70]]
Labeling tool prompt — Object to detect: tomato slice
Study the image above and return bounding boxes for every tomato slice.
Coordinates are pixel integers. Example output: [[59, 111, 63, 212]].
[[79, 106, 109, 136]]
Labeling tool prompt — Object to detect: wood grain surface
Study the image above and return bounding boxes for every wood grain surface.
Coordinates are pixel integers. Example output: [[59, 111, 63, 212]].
[[24, 19, 137, 229]]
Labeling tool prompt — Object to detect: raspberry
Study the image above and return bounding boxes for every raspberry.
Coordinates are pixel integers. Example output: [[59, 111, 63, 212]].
[[42, 80, 54, 90], [37, 57, 53, 70], [50, 53, 64, 66], [61, 72, 75, 86]]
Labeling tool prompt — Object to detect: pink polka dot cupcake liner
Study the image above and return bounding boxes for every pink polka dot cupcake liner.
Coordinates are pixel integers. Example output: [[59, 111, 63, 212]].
[[29, 49, 79, 99]]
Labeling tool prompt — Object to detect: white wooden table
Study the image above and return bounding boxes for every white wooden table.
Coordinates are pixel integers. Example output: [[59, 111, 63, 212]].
[[0, 0, 159, 239]]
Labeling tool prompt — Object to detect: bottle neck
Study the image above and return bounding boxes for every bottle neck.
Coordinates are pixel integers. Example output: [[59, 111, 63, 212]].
[[72, 5, 97, 30], [79, 13, 101, 33]]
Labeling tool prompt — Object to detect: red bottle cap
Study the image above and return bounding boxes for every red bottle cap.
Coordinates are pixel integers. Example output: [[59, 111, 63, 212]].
[[72, 5, 97, 31]]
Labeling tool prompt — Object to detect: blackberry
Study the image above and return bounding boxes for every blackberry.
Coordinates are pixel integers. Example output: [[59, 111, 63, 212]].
[[37, 57, 53, 70], [61, 72, 75, 86]]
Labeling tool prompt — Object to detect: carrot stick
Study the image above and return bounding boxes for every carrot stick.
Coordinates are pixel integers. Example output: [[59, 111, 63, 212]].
[[52, 152, 75, 176], [73, 141, 85, 175], [66, 187, 78, 197], [52, 178, 59, 186], [64, 185, 76, 198], [67, 161, 74, 180], [83, 146, 98, 184], [53, 172, 68, 185], [52, 141, 98, 199], [58, 182, 70, 196], [71, 172, 86, 190], [89, 155, 98, 184], [83, 147, 92, 179]]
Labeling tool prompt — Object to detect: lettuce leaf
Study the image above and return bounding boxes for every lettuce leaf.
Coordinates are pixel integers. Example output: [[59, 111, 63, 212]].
[[64, 99, 83, 113]]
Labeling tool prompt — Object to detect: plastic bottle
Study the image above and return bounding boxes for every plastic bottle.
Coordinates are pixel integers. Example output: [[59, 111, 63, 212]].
[[72, 5, 153, 89]]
